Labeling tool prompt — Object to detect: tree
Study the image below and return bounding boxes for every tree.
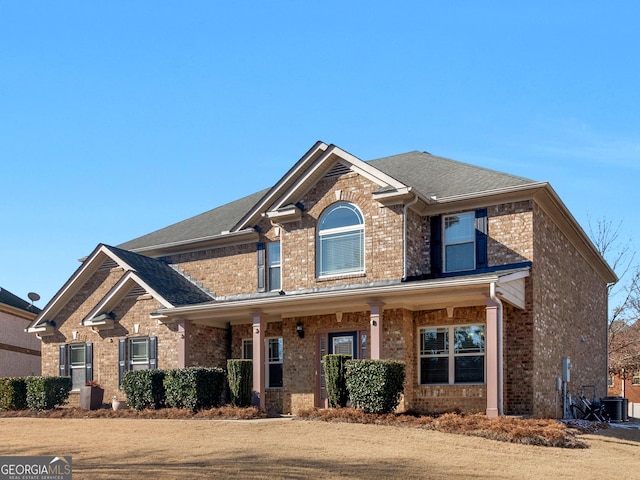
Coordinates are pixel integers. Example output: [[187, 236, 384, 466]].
[[589, 219, 640, 377]]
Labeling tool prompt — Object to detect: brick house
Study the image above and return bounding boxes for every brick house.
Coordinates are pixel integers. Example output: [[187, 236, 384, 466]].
[[27, 142, 616, 417], [1, 287, 41, 376]]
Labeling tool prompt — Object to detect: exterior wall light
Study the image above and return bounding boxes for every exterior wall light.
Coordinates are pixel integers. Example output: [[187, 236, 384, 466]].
[[296, 321, 304, 339]]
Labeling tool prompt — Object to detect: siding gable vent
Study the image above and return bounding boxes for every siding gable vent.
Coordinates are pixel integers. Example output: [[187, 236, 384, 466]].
[[324, 162, 352, 179]]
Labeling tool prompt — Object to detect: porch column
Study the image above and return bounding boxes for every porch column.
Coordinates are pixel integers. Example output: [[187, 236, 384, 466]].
[[252, 312, 266, 411], [369, 302, 384, 360], [177, 320, 191, 368], [485, 299, 499, 417]]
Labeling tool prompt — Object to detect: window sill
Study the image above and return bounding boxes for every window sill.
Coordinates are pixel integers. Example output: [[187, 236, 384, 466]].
[[318, 272, 366, 282]]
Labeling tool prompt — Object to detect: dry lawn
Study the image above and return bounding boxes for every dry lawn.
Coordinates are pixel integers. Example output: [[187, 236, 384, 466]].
[[1, 412, 639, 479]]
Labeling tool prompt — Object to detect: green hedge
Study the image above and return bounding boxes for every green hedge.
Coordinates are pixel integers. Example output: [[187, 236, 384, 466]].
[[323, 354, 351, 408], [164, 367, 226, 411], [0, 377, 28, 410], [345, 360, 405, 414], [25, 376, 72, 410], [227, 359, 253, 407], [122, 370, 166, 410]]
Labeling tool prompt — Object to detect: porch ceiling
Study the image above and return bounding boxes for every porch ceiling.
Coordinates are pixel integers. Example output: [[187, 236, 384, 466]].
[[152, 268, 529, 328]]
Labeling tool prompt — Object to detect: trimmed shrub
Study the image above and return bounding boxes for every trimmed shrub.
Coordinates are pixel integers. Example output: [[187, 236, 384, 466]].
[[323, 354, 351, 408], [227, 359, 253, 407], [122, 370, 166, 410], [345, 360, 405, 414], [164, 367, 226, 411], [25, 376, 72, 410], [0, 377, 28, 410]]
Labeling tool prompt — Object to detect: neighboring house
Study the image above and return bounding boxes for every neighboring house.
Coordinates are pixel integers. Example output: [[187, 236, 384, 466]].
[[0, 287, 41, 376], [27, 141, 616, 417]]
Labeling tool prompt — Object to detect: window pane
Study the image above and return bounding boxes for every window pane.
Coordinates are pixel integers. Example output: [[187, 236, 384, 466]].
[[454, 326, 485, 353], [268, 266, 281, 291], [332, 336, 354, 356], [71, 368, 85, 391], [445, 213, 474, 243], [319, 230, 364, 276], [268, 338, 283, 362], [445, 243, 475, 271], [420, 357, 449, 384], [243, 340, 253, 360], [268, 363, 283, 388], [319, 203, 363, 230], [455, 356, 484, 383], [420, 328, 448, 355], [131, 338, 149, 362], [70, 344, 86, 366], [267, 242, 281, 266]]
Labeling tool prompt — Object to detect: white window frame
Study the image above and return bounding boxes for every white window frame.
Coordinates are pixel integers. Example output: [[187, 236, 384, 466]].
[[242, 339, 253, 360], [443, 212, 476, 273], [317, 202, 365, 278], [418, 324, 486, 385], [632, 371, 640, 386], [266, 337, 283, 388], [69, 343, 87, 391], [129, 337, 151, 371], [267, 241, 282, 291]]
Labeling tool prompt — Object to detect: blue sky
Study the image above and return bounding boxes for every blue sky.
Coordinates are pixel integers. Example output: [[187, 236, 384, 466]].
[[1, 2, 639, 306]]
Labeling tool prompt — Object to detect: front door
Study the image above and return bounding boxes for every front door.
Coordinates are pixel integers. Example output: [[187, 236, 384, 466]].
[[317, 331, 361, 407]]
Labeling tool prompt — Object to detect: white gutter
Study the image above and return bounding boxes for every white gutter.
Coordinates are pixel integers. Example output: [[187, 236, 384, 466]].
[[490, 281, 504, 416], [402, 193, 420, 280]]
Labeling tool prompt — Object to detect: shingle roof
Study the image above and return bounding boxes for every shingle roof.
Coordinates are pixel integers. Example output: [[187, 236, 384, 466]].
[[0, 287, 41, 314], [117, 150, 536, 252], [368, 151, 534, 199], [104, 245, 213, 306], [117, 189, 269, 251]]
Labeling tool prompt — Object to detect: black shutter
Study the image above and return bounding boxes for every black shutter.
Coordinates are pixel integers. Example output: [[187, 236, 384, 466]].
[[118, 339, 126, 389], [475, 208, 488, 269], [59, 344, 67, 377], [430, 215, 443, 276], [85, 343, 94, 383], [257, 242, 266, 292], [149, 336, 158, 369]]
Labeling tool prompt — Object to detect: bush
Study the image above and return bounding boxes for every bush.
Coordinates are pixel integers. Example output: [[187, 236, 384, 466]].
[[25, 376, 72, 410], [122, 370, 166, 410], [323, 354, 351, 408], [164, 367, 226, 411], [227, 359, 253, 407], [0, 377, 28, 410], [345, 360, 405, 414]]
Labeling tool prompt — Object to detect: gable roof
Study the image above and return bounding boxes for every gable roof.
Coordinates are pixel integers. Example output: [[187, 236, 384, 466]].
[[28, 244, 213, 331], [0, 288, 41, 315], [369, 151, 535, 200], [118, 142, 537, 254]]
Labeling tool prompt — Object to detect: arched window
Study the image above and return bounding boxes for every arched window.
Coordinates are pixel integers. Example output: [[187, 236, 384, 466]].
[[317, 202, 364, 277]]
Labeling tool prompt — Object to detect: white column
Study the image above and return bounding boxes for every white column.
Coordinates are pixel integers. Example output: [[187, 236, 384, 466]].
[[485, 299, 499, 417], [252, 313, 266, 411], [369, 303, 384, 359]]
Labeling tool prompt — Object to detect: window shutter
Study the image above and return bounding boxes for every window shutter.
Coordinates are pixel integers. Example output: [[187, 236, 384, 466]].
[[149, 336, 158, 369], [59, 344, 67, 377], [257, 242, 266, 292], [430, 215, 443, 276], [475, 209, 488, 269], [318, 333, 328, 407], [85, 343, 94, 383], [118, 339, 126, 389]]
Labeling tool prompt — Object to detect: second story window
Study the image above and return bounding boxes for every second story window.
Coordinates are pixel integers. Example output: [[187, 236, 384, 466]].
[[444, 212, 476, 272], [317, 202, 365, 277], [268, 241, 281, 291]]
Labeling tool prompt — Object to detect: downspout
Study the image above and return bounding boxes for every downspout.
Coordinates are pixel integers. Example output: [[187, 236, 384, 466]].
[[490, 282, 504, 416], [402, 193, 420, 280]]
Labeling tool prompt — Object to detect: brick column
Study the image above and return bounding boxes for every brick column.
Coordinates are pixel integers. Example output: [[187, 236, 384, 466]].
[[369, 303, 384, 360], [485, 299, 499, 417], [252, 313, 266, 411]]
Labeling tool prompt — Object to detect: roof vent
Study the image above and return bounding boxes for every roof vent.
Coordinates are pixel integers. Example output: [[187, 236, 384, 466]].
[[324, 162, 351, 179]]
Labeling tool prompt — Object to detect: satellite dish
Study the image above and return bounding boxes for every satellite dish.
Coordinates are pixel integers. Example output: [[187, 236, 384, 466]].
[[28, 292, 41, 302]]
